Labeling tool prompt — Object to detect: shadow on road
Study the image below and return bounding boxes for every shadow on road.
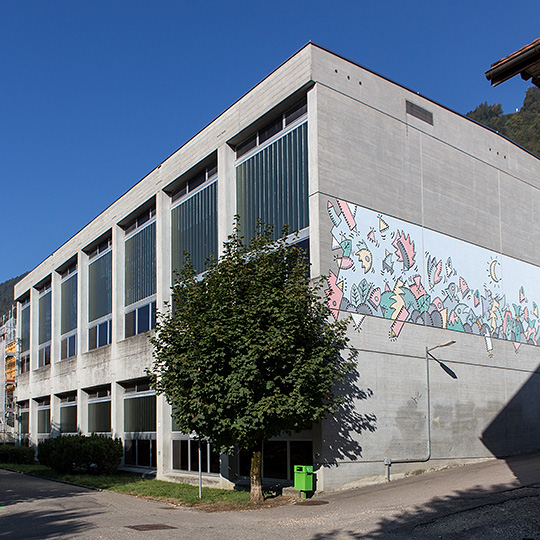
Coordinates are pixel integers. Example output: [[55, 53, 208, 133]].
[[0, 470, 93, 507], [306, 479, 540, 539], [0, 507, 97, 539]]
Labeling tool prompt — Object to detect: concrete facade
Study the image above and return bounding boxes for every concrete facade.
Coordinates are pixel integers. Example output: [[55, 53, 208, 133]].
[[13, 44, 540, 490]]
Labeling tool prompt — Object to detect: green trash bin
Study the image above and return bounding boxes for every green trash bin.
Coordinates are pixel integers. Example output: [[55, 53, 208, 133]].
[[294, 465, 314, 494]]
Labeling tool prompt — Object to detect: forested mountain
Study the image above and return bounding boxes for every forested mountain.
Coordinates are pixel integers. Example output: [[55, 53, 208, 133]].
[[466, 87, 540, 157], [0, 273, 28, 320]]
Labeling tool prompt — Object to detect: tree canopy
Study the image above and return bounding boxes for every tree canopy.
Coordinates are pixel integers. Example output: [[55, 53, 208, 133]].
[[149, 221, 355, 503]]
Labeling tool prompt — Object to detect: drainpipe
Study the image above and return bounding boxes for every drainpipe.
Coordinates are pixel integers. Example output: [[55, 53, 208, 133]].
[[384, 340, 455, 481]]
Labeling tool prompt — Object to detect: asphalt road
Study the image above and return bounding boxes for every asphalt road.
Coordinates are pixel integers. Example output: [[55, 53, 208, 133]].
[[2, 453, 540, 539]]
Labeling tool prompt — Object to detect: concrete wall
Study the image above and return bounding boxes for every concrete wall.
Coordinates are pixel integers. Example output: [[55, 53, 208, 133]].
[[310, 47, 540, 489]]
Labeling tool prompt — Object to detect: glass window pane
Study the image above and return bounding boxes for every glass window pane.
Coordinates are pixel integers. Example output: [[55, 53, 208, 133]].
[[88, 326, 97, 350], [125, 310, 136, 338], [180, 440, 188, 470], [124, 395, 156, 432], [88, 401, 111, 432], [138, 440, 151, 467], [38, 292, 52, 345], [124, 439, 136, 465], [98, 321, 109, 348], [60, 405, 77, 433], [88, 251, 112, 322], [263, 441, 287, 479], [236, 123, 308, 243], [125, 222, 156, 306], [209, 448, 220, 474], [21, 305, 30, 353], [20, 411, 29, 434], [171, 182, 217, 276], [68, 335, 76, 358], [61, 274, 77, 334], [190, 440, 199, 472], [172, 440, 182, 469], [289, 441, 313, 479], [137, 304, 150, 333], [37, 409, 50, 434]]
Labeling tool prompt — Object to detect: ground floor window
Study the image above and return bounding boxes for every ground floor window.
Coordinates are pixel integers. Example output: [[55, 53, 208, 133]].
[[87, 386, 112, 433], [239, 440, 313, 480], [125, 438, 156, 467], [59, 394, 77, 434], [172, 438, 220, 474], [123, 380, 156, 467], [36, 397, 51, 435]]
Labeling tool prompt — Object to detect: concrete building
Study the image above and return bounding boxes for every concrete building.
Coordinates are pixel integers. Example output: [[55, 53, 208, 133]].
[[14, 43, 540, 490]]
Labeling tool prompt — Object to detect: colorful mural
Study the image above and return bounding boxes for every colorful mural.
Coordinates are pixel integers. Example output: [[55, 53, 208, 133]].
[[326, 199, 540, 355]]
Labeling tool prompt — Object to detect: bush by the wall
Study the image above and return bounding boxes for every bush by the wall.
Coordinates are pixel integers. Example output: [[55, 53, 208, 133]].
[[38, 435, 123, 474], [0, 443, 35, 464]]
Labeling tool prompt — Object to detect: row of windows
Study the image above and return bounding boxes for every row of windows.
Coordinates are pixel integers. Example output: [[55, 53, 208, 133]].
[[18, 113, 309, 371]]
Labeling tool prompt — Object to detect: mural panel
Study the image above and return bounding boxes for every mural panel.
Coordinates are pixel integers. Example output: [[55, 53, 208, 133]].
[[326, 199, 540, 355]]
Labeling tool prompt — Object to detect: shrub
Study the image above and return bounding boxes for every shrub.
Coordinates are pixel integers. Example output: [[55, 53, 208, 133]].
[[0, 443, 35, 464], [38, 435, 123, 474]]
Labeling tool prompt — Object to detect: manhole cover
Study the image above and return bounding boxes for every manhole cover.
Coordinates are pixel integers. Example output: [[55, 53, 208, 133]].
[[126, 524, 177, 531], [296, 500, 329, 506]]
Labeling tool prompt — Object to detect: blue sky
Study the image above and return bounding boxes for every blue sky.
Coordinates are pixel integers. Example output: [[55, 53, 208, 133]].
[[1, 0, 538, 285]]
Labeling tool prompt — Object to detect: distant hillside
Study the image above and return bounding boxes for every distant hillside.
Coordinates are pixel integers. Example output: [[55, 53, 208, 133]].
[[0, 273, 28, 319], [466, 86, 540, 157]]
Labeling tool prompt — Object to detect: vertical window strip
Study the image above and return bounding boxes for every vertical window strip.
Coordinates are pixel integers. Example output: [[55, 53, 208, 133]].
[[171, 182, 217, 276], [21, 305, 30, 353], [38, 292, 51, 345], [61, 274, 77, 335], [88, 251, 112, 322], [125, 222, 156, 306], [236, 123, 308, 243]]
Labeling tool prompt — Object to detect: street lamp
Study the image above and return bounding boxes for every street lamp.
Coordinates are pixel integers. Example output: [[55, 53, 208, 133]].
[[426, 340, 457, 379]]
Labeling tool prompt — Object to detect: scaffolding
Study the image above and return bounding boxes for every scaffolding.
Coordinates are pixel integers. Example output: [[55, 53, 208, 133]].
[[0, 306, 17, 444]]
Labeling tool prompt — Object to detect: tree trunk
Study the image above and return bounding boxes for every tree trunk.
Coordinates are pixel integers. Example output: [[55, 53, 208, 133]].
[[250, 440, 264, 504]]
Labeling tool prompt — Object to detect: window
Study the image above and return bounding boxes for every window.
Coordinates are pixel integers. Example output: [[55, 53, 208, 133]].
[[87, 386, 111, 433], [172, 438, 220, 474], [238, 440, 313, 480], [18, 401, 29, 435], [87, 238, 112, 351], [235, 99, 307, 159], [125, 300, 156, 338], [123, 380, 156, 468], [20, 298, 30, 355], [36, 397, 51, 435], [37, 282, 51, 368], [124, 206, 156, 338], [59, 393, 77, 434], [60, 264, 77, 360], [171, 168, 218, 276], [19, 353, 30, 374], [236, 122, 309, 243]]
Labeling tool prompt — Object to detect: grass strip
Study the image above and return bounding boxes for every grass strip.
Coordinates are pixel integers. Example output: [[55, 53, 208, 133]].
[[0, 463, 254, 508]]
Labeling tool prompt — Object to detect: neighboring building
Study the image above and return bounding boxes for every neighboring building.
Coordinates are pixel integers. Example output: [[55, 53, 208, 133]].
[[485, 37, 540, 88], [1, 309, 17, 443], [14, 44, 540, 490]]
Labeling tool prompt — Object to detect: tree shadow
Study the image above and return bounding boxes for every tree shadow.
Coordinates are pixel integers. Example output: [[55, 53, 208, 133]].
[[306, 481, 540, 539], [0, 469, 95, 507], [323, 368, 377, 464], [0, 507, 98, 539]]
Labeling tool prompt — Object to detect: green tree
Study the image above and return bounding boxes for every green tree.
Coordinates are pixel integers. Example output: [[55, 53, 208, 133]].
[[149, 221, 355, 504], [466, 87, 540, 157]]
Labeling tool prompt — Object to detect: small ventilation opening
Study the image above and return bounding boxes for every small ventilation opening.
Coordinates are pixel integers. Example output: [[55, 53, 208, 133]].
[[406, 100, 433, 125]]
